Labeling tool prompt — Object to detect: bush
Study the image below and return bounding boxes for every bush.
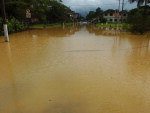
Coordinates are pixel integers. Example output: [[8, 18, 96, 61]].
[[0, 17, 27, 35], [8, 17, 27, 33]]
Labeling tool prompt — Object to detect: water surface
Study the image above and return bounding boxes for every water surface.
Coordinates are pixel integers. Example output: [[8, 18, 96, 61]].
[[0, 25, 150, 113]]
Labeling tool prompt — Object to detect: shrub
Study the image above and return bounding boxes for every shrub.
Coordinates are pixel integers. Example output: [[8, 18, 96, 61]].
[[8, 17, 26, 33], [0, 17, 27, 35]]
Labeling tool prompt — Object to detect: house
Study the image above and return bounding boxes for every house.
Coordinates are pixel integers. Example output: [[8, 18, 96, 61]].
[[68, 11, 79, 21], [103, 9, 128, 23]]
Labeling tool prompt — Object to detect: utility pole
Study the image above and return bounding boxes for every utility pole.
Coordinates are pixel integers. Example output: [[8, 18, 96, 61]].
[[121, 0, 125, 23], [122, 0, 125, 11], [118, 0, 121, 11], [1, 0, 9, 42], [117, 0, 121, 25]]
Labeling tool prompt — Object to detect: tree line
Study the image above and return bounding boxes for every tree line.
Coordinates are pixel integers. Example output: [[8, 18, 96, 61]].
[[129, 0, 150, 8], [0, 0, 73, 23], [128, 0, 150, 34], [86, 8, 106, 23], [86, 0, 150, 34], [0, 0, 75, 35]]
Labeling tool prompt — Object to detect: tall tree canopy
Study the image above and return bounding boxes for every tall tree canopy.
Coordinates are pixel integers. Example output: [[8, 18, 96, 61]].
[[129, 0, 150, 8], [86, 7, 103, 20], [0, 0, 72, 23]]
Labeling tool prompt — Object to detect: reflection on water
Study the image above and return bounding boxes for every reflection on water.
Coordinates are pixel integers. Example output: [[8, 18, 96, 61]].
[[0, 25, 150, 113]]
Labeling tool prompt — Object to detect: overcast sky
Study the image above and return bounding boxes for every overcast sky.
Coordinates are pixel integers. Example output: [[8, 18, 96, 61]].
[[62, 0, 137, 16]]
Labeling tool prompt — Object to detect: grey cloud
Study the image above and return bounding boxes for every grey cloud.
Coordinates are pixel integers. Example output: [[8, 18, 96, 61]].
[[62, 0, 136, 16]]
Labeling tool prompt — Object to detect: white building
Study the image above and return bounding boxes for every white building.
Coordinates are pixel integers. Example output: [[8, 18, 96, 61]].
[[103, 10, 128, 23]]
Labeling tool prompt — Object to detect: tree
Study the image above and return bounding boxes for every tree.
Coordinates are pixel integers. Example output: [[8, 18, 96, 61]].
[[46, 1, 71, 23], [5, 0, 28, 20], [95, 7, 103, 16], [129, 0, 150, 8], [86, 8, 103, 20], [86, 7, 106, 23], [127, 6, 150, 34], [1, 0, 72, 23], [86, 11, 96, 20]]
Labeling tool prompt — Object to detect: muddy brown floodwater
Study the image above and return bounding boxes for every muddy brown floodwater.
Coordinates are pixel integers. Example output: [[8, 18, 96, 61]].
[[0, 25, 150, 113]]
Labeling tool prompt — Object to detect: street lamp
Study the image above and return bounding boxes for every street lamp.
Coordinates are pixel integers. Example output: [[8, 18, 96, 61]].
[[1, 0, 9, 42]]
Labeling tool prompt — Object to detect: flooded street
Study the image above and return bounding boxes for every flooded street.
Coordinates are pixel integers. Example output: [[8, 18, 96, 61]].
[[0, 25, 150, 113]]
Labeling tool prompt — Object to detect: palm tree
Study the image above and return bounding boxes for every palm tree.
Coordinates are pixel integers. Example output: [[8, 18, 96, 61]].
[[129, 0, 150, 8]]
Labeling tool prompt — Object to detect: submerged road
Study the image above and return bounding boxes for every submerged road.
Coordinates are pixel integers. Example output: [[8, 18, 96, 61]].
[[0, 25, 150, 113]]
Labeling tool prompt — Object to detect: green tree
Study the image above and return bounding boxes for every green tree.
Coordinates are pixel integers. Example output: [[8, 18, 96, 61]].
[[129, 0, 150, 8], [86, 7, 105, 23], [1, 0, 72, 23], [128, 6, 150, 34], [86, 11, 96, 20], [47, 1, 71, 23], [95, 7, 103, 16], [5, 0, 28, 20]]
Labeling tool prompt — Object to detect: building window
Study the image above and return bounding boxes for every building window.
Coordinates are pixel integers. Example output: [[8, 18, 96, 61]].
[[114, 19, 117, 22], [105, 14, 107, 16], [123, 14, 126, 16], [110, 13, 113, 16], [110, 19, 113, 22]]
